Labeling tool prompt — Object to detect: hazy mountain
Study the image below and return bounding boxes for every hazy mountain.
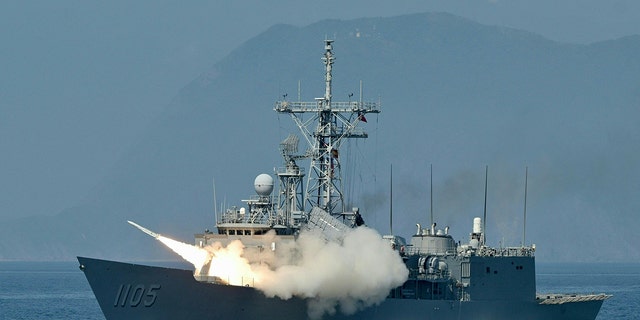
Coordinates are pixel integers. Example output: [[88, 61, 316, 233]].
[[2, 12, 639, 262]]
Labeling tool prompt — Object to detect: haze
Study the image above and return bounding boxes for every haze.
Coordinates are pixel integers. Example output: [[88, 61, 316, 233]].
[[2, 1, 639, 262]]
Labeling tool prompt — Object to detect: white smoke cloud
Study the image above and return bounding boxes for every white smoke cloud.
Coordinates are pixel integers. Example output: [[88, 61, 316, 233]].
[[251, 227, 408, 318], [148, 225, 408, 319]]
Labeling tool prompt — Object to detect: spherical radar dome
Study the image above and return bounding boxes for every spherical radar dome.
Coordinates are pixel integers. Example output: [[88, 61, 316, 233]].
[[254, 174, 274, 196]]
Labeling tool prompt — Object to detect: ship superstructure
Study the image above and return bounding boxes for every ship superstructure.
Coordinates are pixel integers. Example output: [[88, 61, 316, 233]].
[[79, 40, 609, 320], [195, 40, 376, 250]]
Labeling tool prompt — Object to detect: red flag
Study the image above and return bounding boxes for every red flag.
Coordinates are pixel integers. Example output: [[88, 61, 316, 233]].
[[358, 113, 367, 123]]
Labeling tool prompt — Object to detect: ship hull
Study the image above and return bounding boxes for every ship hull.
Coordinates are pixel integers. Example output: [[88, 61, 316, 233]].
[[78, 257, 604, 320]]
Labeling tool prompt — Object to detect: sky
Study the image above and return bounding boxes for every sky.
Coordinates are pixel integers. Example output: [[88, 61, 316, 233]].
[[2, 0, 640, 221]]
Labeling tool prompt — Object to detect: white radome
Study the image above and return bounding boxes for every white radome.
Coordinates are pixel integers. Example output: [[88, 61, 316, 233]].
[[254, 173, 274, 196]]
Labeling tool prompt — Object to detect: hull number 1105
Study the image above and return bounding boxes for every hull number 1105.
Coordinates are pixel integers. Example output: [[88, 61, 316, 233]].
[[113, 284, 161, 307]]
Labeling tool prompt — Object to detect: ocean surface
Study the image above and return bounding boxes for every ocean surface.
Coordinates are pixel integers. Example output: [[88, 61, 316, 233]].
[[0, 261, 637, 319]]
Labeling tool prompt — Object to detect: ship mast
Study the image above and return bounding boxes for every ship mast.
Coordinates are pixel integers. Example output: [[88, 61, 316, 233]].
[[275, 40, 380, 218]]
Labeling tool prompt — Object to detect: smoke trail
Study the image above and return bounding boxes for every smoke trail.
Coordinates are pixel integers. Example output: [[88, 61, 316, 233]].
[[146, 225, 408, 319], [157, 236, 209, 273]]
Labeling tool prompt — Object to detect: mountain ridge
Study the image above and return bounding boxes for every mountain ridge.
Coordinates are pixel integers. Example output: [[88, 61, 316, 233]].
[[3, 12, 639, 262]]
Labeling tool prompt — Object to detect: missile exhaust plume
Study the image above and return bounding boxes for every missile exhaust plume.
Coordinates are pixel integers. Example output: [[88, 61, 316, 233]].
[[127, 220, 210, 272]]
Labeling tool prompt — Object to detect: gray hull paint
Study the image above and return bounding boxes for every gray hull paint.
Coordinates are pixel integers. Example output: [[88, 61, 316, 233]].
[[78, 256, 604, 320]]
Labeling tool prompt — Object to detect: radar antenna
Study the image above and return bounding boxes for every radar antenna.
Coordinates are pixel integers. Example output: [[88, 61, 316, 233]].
[[276, 134, 305, 227]]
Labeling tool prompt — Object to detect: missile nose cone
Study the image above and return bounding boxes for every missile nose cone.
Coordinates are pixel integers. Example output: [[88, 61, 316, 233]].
[[127, 220, 160, 239]]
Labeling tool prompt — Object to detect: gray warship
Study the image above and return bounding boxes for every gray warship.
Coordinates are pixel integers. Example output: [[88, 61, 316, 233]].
[[79, 40, 609, 320]]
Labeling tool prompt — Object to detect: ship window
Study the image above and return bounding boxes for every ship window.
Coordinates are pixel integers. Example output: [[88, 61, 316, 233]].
[[486, 267, 490, 274]]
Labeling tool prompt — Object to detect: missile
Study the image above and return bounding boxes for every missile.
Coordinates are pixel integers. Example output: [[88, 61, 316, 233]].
[[127, 220, 161, 239]]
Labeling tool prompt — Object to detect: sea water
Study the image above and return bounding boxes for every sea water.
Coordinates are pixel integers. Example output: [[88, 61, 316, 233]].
[[0, 262, 102, 320], [536, 263, 640, 319], [0, 261, 637, 319]]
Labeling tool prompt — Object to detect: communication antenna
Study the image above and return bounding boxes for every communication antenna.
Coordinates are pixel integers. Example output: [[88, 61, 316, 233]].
[[523, 166, 529, 246], [430, 164, 433, 227], [483, 165, 488, 245], [213, 177, 218, 224], [223, 195, 227, 216], [389, 164, 393, 235]]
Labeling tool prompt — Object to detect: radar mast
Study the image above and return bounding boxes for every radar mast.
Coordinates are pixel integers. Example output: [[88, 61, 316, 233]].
[[275, 40, 380, 219]]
